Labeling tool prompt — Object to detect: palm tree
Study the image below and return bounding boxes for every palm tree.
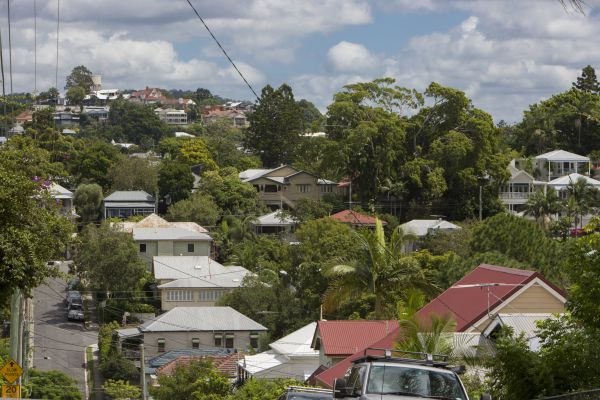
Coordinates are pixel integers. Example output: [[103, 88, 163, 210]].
[[322, 218, 432, 319], [524, 188, 562, 229], [395, 288, 456, 356], [566, 177, 597, 228]]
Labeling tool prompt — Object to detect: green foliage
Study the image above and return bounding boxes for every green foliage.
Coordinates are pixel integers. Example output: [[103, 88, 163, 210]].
[[75, 223, 148, 294], [524, 188, 562, 229], [199, 168, 264, 218], [296, 99, 323, 131], [109, 157, 158, 195], [177, 137, 218, 171], [573, 65, 600, 94], [470, 213, 564, 282], [0, 149, 73, 299], [245, 84, 304, 167], [166, 193, 221, 227], [158, 160, 194, 203], [232, 378, 304, 400], [74, 183, 104, 224], [566, 232, 600, 329], [100, 353, 138, 382], [203, 118, 260, 170], [107, 98, 167, 145], [71, 140, 124, 189], [150, 359, 230, 400], [66, 65, 94, 92], [283, 198, 332, 224], [67, 86, 87, 110], [102, 379, 141, 400], [28, 369, 82, 400], [98, 321, 121, 362]]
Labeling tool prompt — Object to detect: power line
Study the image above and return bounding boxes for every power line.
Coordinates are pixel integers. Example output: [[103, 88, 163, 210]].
[[34, 0, 37, 94], [7, 0, 12, 94], [185, 0, 260, 102], [55, 0, 60, 93]]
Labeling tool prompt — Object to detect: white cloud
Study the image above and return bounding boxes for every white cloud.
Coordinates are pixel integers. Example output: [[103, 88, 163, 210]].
[[327, 41, 378, 73]]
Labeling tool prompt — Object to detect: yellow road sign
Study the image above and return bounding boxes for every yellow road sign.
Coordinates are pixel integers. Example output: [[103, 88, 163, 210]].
[[0, 359, 23, 384], [1, 384, 20, 398]]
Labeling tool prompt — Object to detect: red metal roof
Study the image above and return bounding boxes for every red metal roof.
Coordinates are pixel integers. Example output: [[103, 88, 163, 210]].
[[314, 327, 400, 388], [330, 210, 386, 226], [417, 264, 550, 332], [156, 352, 244, 378], [313, 320, 399, 356]]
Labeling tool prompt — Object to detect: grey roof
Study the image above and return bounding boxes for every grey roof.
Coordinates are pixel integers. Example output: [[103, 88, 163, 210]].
[[133, 227, 211, 242], [535, 150, 589, 162], [139, 306, 267, 332], [117, 327, 143, 338], [547, 173, 600, 189], [154, 256, 248, 287], [104, 190, 155, 202], [50, 182, 73, 199]]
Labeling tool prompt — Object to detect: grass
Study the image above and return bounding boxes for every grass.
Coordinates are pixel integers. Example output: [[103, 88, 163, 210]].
[[86, 346, 96, 400]]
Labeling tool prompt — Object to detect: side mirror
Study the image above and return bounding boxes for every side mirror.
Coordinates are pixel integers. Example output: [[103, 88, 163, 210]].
[[333, 378, 348, 399], [451, 365, 466, 375], [480, 394, 492, 400]]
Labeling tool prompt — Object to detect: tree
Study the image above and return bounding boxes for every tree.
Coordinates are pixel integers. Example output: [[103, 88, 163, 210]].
[[0, 150, 72, 301], [71, 140, 124, 189], [28, 369, 82, 400], [296, 98, 323, 131], [110, 157, 158, 195], [75, 223, 148, 295], [573, 65, 600, 94], [73, 183, 104, 224], [203, 118, 260, 170], [244, 84, 304, 167], [566, 176, 598, 228], [470, 213, 565, 282], [232, 378, 304, 400], [107, 98, 167, 145], [149, 359, 231, 400], [199, 168, 264, 217], [102, 379, 141, 400], [323, 219, 430, 318], [177, 137, 218, 171], [65, 65, 94, 92], [166, 193, 221, 227], [284, 198, 332, 224], [524, 188, 562, 229], [66, 86, 86, 111], [158, 160, 194, 204]]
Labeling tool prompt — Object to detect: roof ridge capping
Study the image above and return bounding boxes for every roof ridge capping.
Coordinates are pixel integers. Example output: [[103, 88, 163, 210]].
[[477, 263, 536, 276]]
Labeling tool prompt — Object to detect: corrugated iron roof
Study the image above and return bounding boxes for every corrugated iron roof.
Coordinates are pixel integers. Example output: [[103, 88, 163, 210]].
[[330, 210, 384, 226], [312, 320, 399, 356]]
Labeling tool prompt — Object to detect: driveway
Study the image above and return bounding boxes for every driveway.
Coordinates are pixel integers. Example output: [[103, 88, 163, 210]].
[[32, 261, 98, 396]]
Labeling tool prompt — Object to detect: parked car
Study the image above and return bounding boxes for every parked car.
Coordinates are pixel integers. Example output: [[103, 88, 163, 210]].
[[66, 277, 80, 291], [333, 348, 490, 400], [278, 386, 332, 400], [67, 304, 84, 321], [65, 290, 81, 307]]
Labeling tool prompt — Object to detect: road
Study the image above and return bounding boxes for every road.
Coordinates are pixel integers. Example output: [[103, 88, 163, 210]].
[[32, 261, 97, 396]]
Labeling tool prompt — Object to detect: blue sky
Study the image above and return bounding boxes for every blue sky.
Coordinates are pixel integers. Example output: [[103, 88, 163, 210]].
[[3, 0, 600, 122]]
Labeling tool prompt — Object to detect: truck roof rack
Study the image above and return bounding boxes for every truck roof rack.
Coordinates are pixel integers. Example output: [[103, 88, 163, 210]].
[[352, 348, 451, 368], [285, 386, 333, 394]]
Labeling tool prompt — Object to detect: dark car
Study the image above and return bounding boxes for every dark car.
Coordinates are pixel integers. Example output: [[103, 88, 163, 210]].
[[65, 290, 82, 307], [278, 386, 332, 400]]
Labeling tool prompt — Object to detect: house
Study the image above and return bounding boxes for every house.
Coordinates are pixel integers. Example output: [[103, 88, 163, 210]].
[[155, 351, 244, 382], [330, 210, 386, 228], [310, 320, 399, 369], [134, 228, 212, 269], [310, 322, 400, 388], [547, 173, 600, 198], [49, 182, 76, 218], [154, 108, 188, 125], [82, 106, 110, 122], [417, 264, 566, 334], [201, 107, 248, 127], [238, 322, 319, 382], [153, 256, 249, 310], [103, 190, 156, 219], [53, 111, 80, 126], [500, 150, 592, 212], [399, 219, 461, 237], [130, 87, 167, 105], [15, 110, 34, 124], [239, 166, 338, 210], [117, 306, 267, 358], [483, 313, 558, 351], [252, 211, 297, 235]]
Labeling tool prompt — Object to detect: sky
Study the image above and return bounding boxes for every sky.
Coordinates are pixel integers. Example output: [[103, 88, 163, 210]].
[[2, 0, 600, 122]]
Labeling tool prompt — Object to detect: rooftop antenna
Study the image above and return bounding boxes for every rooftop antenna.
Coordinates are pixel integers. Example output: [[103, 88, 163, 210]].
[[451, 283, 526, 319]]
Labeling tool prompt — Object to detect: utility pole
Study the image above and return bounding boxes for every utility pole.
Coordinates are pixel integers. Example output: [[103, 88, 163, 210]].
[[140, 344, 147, 400], [9, 289, 21, 362], [479, 185, 483, 221]]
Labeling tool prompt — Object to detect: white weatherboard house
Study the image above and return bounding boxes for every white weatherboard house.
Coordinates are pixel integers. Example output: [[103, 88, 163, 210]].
[[134, 227, 212, 269], [153, 256, 249, 310], [117, 306, 267, 358], [238, 322, 319, 381], [500, 150, 594, 213], [252, 211, 297, 235], [103, 190, 156, 219]]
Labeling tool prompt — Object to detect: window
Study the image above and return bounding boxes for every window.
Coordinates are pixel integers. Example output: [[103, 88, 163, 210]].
[[192, 338, 200, 349], [250, 332, 259, 349], [157, 338, 165, 353], [225, 333, 234, 348], [139, 243, 146, 253], [297, 184, 310, 193], [346, 366, 367, 395], [214, 333, 223, 347], [199, 290, 225, 302], [187, 243, 194, 252], [264, 184, 279, 193], [166, 290, 194, 301], [320, 185, 333, 193]]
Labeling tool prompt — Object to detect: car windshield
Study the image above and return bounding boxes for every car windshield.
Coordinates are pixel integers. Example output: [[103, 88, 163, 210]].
[[366, 365, 467, 399], [70, 304, 83, 311]]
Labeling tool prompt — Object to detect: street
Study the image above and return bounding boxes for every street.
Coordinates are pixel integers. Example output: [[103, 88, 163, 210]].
[[32, 262, 97, 397]]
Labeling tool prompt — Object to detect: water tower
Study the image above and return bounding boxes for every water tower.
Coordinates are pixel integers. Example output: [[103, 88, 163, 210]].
[[90, 74, 102, 92]]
